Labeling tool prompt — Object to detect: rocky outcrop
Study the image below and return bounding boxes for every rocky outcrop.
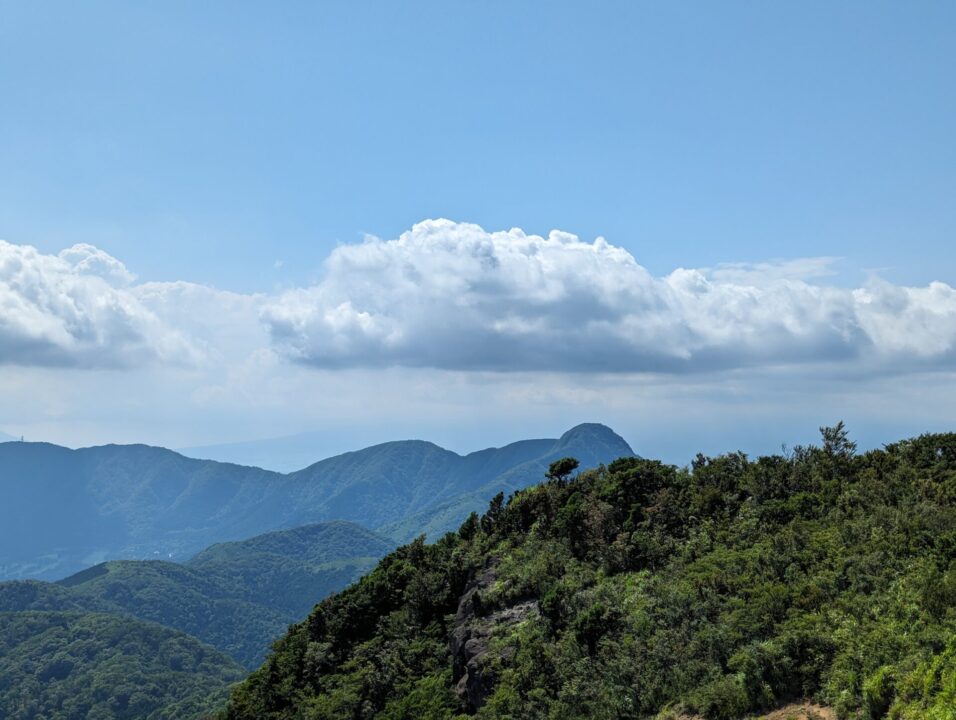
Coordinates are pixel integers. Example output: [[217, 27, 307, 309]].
[[449, 561, 538, 711]]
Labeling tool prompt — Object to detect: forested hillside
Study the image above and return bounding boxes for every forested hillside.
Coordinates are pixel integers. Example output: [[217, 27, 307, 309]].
[[223, 426, 956, 720], [0, 611, 244, 720], [0, 522, 391, 668], [187, 521, 394, 619], [0, 424, 632, 581]]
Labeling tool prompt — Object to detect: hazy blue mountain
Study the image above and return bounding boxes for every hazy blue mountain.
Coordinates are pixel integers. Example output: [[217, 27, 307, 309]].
[[0, 430, 17, 442], [0, 424, 633, 581], [0, 521, 393, 668], [0, 442, 283, 580], [0, 610, 244, 720]]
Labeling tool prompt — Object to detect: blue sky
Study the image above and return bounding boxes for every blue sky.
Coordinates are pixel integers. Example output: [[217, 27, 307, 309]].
[[3, 1, 954, 288], [1, 2, 954, 465]]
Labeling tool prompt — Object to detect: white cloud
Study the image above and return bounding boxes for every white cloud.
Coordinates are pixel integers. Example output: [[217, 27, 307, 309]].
[[3, 221, 955, 376], [262, 219, 956, 373], [2, 223, 955, 456], [0, 240, 203, 368], [852, 279, 956, 357], [58, 243, 137, 286]]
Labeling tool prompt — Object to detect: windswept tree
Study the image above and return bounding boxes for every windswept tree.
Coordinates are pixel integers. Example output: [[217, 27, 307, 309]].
[[547, 457, 579, 484]]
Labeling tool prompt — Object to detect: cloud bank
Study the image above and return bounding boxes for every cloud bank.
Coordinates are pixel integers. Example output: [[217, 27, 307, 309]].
[[2, 221, 955, 374], [263, 220, 956, 373], [0, 240, 201, 367]]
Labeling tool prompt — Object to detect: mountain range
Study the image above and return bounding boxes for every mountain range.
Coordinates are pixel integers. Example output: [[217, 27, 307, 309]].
[[0, 423, 633, 581]]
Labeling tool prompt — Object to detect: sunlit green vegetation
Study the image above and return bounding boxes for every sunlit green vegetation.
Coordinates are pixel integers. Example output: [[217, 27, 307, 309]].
[[222, 426, 956, 719]]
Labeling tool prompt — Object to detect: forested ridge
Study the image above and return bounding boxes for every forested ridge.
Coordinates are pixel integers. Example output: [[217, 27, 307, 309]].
[[0, 521, 391, 668], [222, 426, 956, 720], [0, 611, 244, 719]]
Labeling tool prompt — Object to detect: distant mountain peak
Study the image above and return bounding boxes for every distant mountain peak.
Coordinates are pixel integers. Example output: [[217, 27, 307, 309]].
[[554, 423, 635, 457], [341, 438, 450, 455], [558, 422, 619, 439]]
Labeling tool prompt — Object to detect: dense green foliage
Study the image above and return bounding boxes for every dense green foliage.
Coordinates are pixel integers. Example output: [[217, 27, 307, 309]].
[[0, 424, 632, 580], [0, 611, 244, 720], [62, 560, 290, 669], [0, 522, 392, 668], [222, 427, 956, 719], [188, 521, 393, 618]]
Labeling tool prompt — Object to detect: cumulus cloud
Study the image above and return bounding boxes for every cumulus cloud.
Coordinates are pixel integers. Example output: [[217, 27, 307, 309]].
[[0, 240, 203, 368], [4, 221, 955, 375], [263, 219, 956, 373]]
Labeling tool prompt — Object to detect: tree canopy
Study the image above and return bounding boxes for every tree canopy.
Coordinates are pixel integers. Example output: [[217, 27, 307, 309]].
[[221, 427, 956, 720]]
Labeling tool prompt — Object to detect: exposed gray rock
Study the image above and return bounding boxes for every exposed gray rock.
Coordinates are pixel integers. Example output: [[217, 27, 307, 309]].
[[449, 561, 538, 710]]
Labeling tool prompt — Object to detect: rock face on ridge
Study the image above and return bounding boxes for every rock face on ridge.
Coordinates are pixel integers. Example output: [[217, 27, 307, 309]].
[[449, 561, 539, 711]]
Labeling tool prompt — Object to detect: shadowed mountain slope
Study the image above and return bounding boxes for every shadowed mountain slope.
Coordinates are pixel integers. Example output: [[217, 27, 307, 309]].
[[0, 521, 392, 668]]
